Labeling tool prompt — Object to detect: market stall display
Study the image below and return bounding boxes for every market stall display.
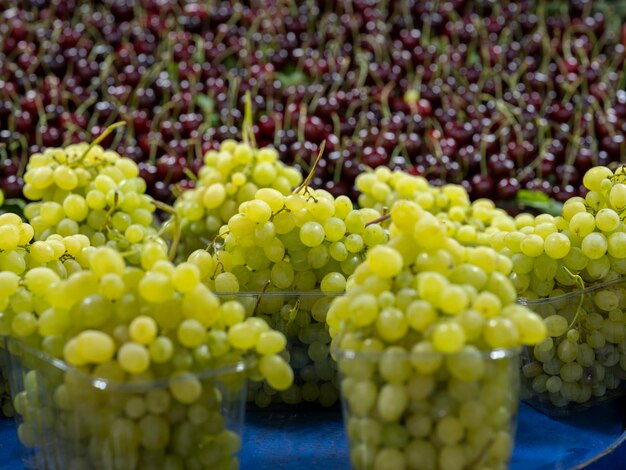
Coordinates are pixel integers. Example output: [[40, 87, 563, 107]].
[[0, 1, 625, 469]]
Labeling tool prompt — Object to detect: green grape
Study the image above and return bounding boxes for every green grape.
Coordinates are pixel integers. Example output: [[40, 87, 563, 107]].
[[582, 166, 612, 192], [300, 221, 325, 247], [609, 183, 626, 211]]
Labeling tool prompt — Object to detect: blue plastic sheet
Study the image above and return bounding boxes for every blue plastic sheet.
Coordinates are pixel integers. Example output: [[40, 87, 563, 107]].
[[239, 403, 626, 470], [0, 402, 623, 469]]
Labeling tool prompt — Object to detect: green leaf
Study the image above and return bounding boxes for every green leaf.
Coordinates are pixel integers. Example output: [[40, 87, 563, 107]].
[[276, 69, 309, 87], [0, 198, 26, 218], [516, 190, 563, 216], [194, 95, 219, 126], [193, 36, 205, 64], [195, 94, 214, 114], [467, 50, 480, 66]]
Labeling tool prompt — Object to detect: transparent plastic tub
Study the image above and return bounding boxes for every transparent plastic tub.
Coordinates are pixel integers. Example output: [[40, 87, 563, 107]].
[[4, 336, 248, 470], [518, 277, 626, 417], [334, 346, 520, 470], [221, 291, 340, 408]]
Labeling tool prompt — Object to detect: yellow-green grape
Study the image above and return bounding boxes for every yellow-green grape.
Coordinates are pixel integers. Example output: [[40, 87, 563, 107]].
[[432, 322, 466, 353], [149, 336, 175, 363], [169, 372, 202, 404], [177, 319, 206, 348], [75, 330, 116, 364], [138, 272, 175, 303], [118, 342, 151, 374], [259, 354, 294, 391], [367, 246, 403, 279], [256, 331, 287, 355], [129, 316, 158, 345]]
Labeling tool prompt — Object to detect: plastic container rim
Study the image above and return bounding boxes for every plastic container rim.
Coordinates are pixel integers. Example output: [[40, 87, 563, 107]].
[[516, 276, 626, 306], [215, 290, 342, 298], [2, 336, 249, 393], [331, 345, 521, 361]]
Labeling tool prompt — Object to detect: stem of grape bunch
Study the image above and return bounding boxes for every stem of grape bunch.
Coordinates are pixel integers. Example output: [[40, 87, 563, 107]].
[[294, 140, 326, 195], [365, 213, 391, 227], [73, 121, 126, 166], [152, 199, 181, 262], [242, 90, 257, 148], [563, 267, 586, 330]]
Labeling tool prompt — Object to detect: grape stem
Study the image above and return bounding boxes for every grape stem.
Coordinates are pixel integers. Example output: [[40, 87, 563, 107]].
[[208, 229, 229, 254], [183, 168, 198, 182], [152, 199, 181, 262], [74, 121, 126, 166], [101, 191, 120, 231], [242, 90, 256, 148], [365, 213, 391, 227], [563, 266, 586, 329], [59, 253, 75, 262], [252, 279, 272, 316], [285, 298, 301, 327], [294, 140, 326, 194], [211, 260, 224, 280]]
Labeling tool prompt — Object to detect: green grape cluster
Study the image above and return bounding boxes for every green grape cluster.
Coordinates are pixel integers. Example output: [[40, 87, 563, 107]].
[[500, 165, 626, 409], [356, 168, 520, 245], [22, 139, 159, 251], [0, 202, 16, 418], [327, 199, 546, 470], [173, 139, 303, 258], [0, 213, 93, 418], [519, 279, 626, 410], [12, 345, 244, 470], [2, 227, 292, 467], [207, 184, 387, 407]]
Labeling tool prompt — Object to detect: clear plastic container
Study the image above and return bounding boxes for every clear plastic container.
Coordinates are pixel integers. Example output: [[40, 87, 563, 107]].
[[221, 291, 339, 408], [518, 277, 626, 417], [334, 346, 520, 470], [3, 336, 248, 470]]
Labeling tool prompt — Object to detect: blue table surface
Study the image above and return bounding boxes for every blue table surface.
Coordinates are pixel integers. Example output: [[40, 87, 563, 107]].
[[0, 402, 624, 469]]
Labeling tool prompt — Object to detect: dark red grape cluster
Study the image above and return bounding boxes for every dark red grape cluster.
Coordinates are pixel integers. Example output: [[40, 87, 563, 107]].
[[0, 0, 625, 204]]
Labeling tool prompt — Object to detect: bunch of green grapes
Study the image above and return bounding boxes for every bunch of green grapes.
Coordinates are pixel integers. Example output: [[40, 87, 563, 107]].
[[356, 167, 522, 245], [3, 237, 292, 467], [0, 213, 91, 418], [202, 184, 387, 407], [519, 279, 626, 410], [327, 199, 546, 470], [173, 139, 302, 258], [497, 165, 626, 409], [7, 245, 292, 467], [0, 189, 8, 415], [22, 130, 159, 252]]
